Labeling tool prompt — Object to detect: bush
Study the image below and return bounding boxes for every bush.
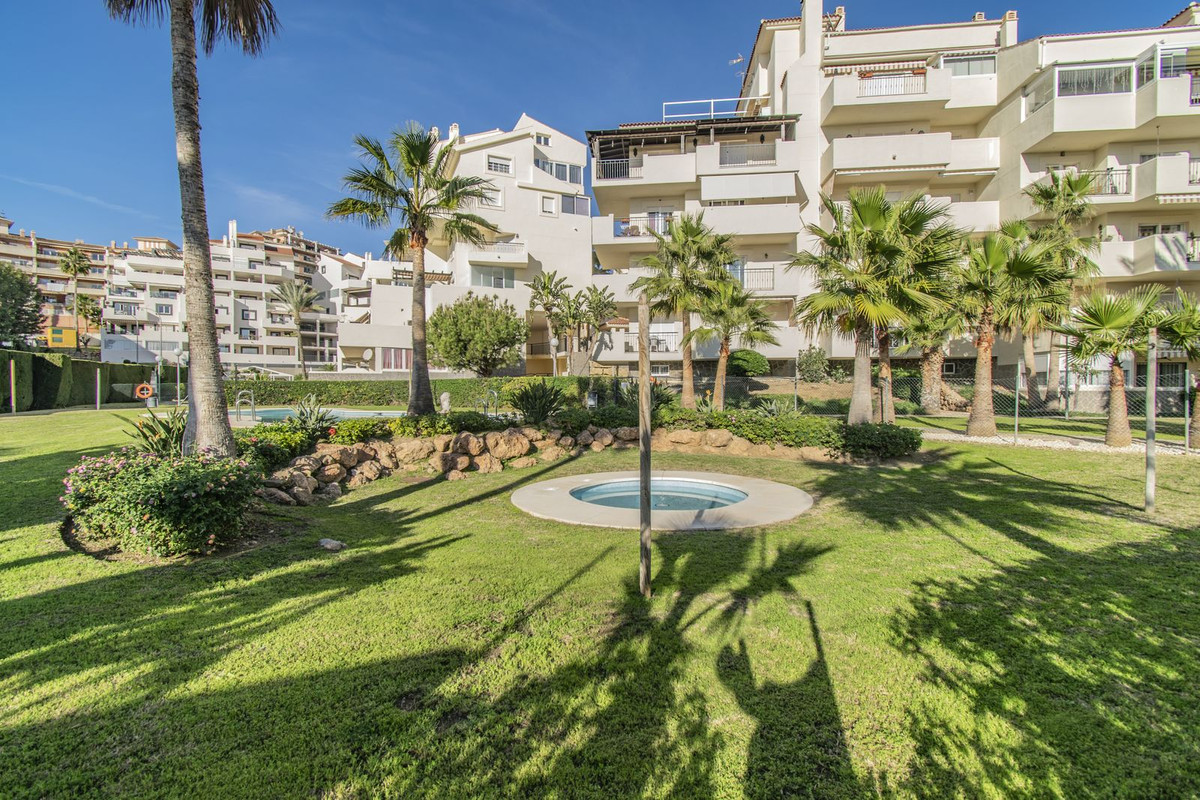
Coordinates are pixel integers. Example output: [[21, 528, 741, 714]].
[[728, 412, 844, 450], [428, 292, 528, 376], [835, 423, 923, 459], [125, 407, 188, 456], [235, 424, 314, 471], [796, 346, 829, 383], [511, 380, 566, 425], [728, 350, 770, 378], [589, 404, 638, 430], [61, 451, 260, 556], [327, 417, 391, 445], [551, 407, 592, 436]]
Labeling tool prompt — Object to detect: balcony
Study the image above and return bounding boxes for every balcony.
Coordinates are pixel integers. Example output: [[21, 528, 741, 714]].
[[593, 152, 696, 189], [468, 241, 528, 265], [624, 331, 679, 353], [595, 157, 643, 181], [824, 68, 955, 124], [1096, 233, 1200, 276], [718, 142, 776, 168], [738, 267, 775, 292], [702, 203, 804, 239], [592, 215, 675, 249], [945, 201, 1000, 233], [827, 133, 998, 181]]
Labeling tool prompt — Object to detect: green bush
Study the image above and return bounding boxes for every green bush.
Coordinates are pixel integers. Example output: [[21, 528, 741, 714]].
[[32, 352, 72, 409], [445, 411, 510, 433], [1, 351, 34, 412], [727, 412, 844, 449], [728, 350, 770, 378], [795, 346, 829, 383], [511, 380, 566, 424], [327, 417, 392, 445], [551, 408, 592, 436], [235, 424, 315, 471], [835, 423, 923, 459], [286, 396, 338, 439], [589, 404, 638, 430], [61, 450, 260, 556], [388, 414, 453, 438]]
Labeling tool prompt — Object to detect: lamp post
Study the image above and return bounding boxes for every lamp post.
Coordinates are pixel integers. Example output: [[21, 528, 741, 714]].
[[550, 336, 559, 377], [173, 346, 182, 406], [152, 354, 162, 408]]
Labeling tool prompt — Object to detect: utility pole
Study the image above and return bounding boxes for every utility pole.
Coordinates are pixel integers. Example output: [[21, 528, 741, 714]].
[[1145, 329, 1158, 514], [638, 292, 652, 599]]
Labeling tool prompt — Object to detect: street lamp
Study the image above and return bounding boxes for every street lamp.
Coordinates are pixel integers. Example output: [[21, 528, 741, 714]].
[[152, 354, 162, 408], [173, 346, 183, 406], [550, 336, 559, 377]]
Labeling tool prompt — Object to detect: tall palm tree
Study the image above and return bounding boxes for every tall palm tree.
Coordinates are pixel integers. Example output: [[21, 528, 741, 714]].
[[529, 270, 570, 374], [270, 280, 321, 379], [106, 0, 278, 457], [550, 291, 587, 373], [893, 309, 963, 414], [1053, 287, 1163, 447], [790, 190, 958, 424], [1157, 291, 1200, 445], [959, 232, 1064, 437], [580, 284, 616, 355], [58, 247, 91, 352], [632, 213, 735, 409], [328, 124, 497, 414], [1024, 171, 1099, 409], [683, 282, 779, 411]]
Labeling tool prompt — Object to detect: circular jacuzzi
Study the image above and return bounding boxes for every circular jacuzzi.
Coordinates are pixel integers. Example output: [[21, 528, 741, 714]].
[[511, 470, 813, 531]]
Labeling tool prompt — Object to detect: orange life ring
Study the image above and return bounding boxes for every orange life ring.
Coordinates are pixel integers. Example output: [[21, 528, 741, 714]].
[[134, 383, 155, 400]]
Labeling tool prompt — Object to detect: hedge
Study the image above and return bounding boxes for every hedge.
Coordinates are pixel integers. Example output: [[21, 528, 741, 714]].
[[0, 349, 169, 411], [1, 352, 34, 412]]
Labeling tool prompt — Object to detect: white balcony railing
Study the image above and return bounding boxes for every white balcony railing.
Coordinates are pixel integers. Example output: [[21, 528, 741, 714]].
[[719, 142, 777, 167], [740, 267, 775, 291], [595, 157, 643, 181], [661, 95, 768, 121], [613, 214, 674, 238], [474, 242, 526, 255], [1083, 167, 1132, 195], [858, 73, 926, 97], [624, 332, 679, 353], [1190, 158, 1200, 185]]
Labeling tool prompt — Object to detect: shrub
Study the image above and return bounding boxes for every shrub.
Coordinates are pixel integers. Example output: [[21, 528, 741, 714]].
[[728, 350, 770, 378], [389, 414, 453, 439], [286, 395, 337, 439], [428, 292, 529, 376], [61, 451, 260, 556], [445, 411, 510, 433], [235, 424, 314, 471], [589, 404, 638, 430], [653, 406, 707, 431], [551, 407, 592, 436], [727, 412, 843, 450], [327, 417, 392, 445], [125, 407, 188, 456], [796, 346, 829, 383], [613, 380, 677, 412], [511, 380, 566, 425], [835, 423, 922, 459]]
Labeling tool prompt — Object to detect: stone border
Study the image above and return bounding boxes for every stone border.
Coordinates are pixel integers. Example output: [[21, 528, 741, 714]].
[[510, 470, 814, 532]]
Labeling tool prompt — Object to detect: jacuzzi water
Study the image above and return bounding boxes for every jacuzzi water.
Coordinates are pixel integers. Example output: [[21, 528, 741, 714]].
[[570, 478, 748, 511], [249, 408, 408, 423]]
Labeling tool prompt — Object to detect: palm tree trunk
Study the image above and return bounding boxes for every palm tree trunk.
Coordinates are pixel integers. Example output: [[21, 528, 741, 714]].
[[408, 240, 435, 414], [920, 346, 943, 414], [296, 320, 308, 379], [848, 318, 874, 424], [71, 279, 81, 352], [1189, 378, 1200, 445], [1105, 356, 1132, 447], [169, 0, 235, 456], [966, 311, 998, 437], [680, 308, 696, 409], [714, 339, 730, 411], [877, 329, 895, 423], [1023, 333, 1042, 406], [1046, 332, 1063, 411]]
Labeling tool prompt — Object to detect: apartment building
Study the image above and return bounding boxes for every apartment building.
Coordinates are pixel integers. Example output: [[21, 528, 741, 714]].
[[586, 1, 1200, 382], [332, 114, 594, 375], [0, 215, 110, 348], [101, 220, 340, 372]]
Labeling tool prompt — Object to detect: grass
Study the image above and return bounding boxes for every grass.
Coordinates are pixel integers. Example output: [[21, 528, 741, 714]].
[[1, 410, 1198, 798], [899, 413, 1192, 444]]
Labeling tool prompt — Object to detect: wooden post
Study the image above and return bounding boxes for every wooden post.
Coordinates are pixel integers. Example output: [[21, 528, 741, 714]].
[[1014, 346, 1022, 444], [1145, 329, 1157, 514], [638, 291, 652, 599], [95, 365, 102, 410], [8, 356, 15, 415]]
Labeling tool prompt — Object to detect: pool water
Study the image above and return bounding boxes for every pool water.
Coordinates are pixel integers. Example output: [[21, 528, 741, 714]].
[[250, 408, 408, 423], [570, 478, 748, 511]]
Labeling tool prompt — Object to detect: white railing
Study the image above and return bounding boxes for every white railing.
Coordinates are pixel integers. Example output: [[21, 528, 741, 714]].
[[625, 332, 679, 353], [719, 142, 777, 167], [858, 73, 927, 97], [1082, 167, 1131, 195], [741, 267, 775, 291], [1189, 236, 1200, 263], [662, 95, 769, 121], [474, 242, 526, 255], [595, 157, 643, 180], [1190, 158, 1200, 185], [614, 214, 674, 238]]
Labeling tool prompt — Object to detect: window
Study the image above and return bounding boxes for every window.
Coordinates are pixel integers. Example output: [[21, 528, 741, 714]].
[[1136, 361, 1185, 387], [481, 187, 503, 208], [218, 344, 230, 353], [472, 267, 515, 289], [487, 155, 512, 175], [270, 347, 290, 356], [945, 56, 996, 76], [535, 158, 584, 185], [1139, 224, 1186, 237], [650, 364, 670, 378], [1057, 65, 1132, 97], [241, 309, 257, 321], [216, 305, 228, 315], [380, 347, 412, 370], [704, 199, 747, 207], [536, 133, 551, 146], [1137, 58, 1156, 87], [942, 362, 957, 376], [155, 304, 172, 315], [1024, 72, 1055, 114], [239, 327, 256, 340], [561, 194, 590, 215], [1161, 49, 1192, 78], [570, 165, 583, 184], [540, 195, 557, 215], [240, 346, 260, 355]]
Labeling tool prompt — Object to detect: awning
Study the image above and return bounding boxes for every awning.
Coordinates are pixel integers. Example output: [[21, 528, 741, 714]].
[[824, 59, 928, 76], [1158, 194, 1200, 204]]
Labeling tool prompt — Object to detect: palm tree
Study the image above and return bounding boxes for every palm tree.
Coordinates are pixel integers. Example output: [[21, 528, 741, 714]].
[[960, 232, 1064, 437], [632, 213, 735, 409], [529, 270, 569, 373], [1157, 291, 1200, 445], [1024, 171, 1099, 409], [57, 247, 91, 352], [106, 0, 278, 457], [580, 284, 617, 355], [790, 189, 958, 424], [75, 296, 104, 349], [270, 281, 322, 379], [893, 310, 962, 414], [683, 282, 779, 410], [1053, 287, 1163, 447], [328, 124, 497, 414]]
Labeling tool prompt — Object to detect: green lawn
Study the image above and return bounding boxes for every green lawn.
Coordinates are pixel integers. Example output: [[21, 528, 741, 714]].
[[1, 410, 1198, 798], [899, 413, 1192, 444]]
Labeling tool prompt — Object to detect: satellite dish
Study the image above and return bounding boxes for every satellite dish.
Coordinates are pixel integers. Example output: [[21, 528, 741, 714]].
[[362, 348, 374, 361]]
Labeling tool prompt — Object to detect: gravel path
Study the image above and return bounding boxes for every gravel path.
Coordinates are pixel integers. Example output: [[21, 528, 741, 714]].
[[919, 429, 1195, 456]]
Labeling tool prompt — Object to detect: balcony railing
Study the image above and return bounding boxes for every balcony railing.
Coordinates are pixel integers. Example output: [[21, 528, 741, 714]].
[[858, 73, 926, 97], [595, 157, 643, 181], [614, 214, 674, 238], [719, 142, 777, 167], [1190, 158, 1200, 185], [1190, 236, 1200, 263], [740, 267, 775, 291], [624, 332, 679, 353], [525, 341, 555, 356], [1083, 167, 1132, 195], [474, 242, 526, 255]]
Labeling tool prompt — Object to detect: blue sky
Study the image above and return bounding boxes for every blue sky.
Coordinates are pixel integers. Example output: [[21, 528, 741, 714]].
[[0, 0, 1189, 256]]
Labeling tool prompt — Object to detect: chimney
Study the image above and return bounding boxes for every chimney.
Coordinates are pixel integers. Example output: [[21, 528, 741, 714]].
[[430, 126, 440, 141], [449, 122, 460, 140], [1000, 10, 1018, 47], [973, 12, 986, 21], [123, 242, 129, 249], [228, 219, 238, 244]]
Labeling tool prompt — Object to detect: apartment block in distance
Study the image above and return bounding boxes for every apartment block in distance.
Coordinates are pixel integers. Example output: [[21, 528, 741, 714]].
[[0, 215, 110, 349], [333, 114, 594, 375]]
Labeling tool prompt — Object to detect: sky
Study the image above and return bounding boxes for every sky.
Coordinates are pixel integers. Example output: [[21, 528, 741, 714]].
[[0, 0, 1191, 256]]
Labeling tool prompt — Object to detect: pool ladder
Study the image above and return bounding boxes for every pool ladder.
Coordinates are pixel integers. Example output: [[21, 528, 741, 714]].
[[234, 390, 256, 422], [474, 389, 500, 417]]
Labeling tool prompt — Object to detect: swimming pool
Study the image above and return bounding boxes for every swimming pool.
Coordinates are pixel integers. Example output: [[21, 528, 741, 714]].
[[570, 478, 748, 511], [246, 408, 407, 424]]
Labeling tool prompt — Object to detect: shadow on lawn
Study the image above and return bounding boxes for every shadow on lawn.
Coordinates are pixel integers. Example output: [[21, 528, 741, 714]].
[[808, 451, 1200, 796]]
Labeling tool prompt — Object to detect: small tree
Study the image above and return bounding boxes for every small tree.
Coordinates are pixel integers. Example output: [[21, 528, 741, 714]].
[[75, 296, 104, 348], [685, 283, 778, 410], [0, 262, 44, 347], [428, 292, 529, 377], [270, 281, 322, 379], [728, 349, 771, 378], [58, 247, 92, 352], [795, 345, 829, 383], [1160, 291, 1200, 445]]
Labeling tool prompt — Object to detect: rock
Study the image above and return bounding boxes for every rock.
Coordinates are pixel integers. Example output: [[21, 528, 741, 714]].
[[439, 391, 452, 414], [547, 429, 563, 442], [320, 454, 337, 466], [317, 481, 343, 501], [590, 441, 606, 452], [290, 472, 319, 492], [508, 456, 538, 469], [368, 439, 394, 458], [558, 436, 575, 449], [576, 431, 594, 447], [430, 452, 471, 473], [594, 429, 615, 447], [446, 469, 468, 481], [703, 429, 734, 448], [317, 538, 345, 551], [518, 426, 542, 442], [377, 451, 397, 470], [315, 464, 346, 483], [289, 455, 321, 472], [611, 440, 634, 451], [347, 472, 372, 489], [394, 438, 436, 463], [668, 429, 701, 445], [484, 429, 531, 460], [615, 426, 638, 442], [257, 487, 295, 506], [538, 445, 565, 462], [452, 432, 485, 456], [471, 453, 503, 473], [358, 460, 384, 481], [290, 486, 315, 506], [271, 467, 298, 483], [263, 477, 288, 490], [352, 442, 376, 462], [587, 424, 598, 435], [726, 436, 755, 457], [432, 434, 454, 453], [317, 444, 358, 468]]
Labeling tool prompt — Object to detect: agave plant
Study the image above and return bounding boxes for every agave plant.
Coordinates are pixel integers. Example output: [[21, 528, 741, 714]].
[[614, 380, 678, 412], [126, 407, 188, 457], [287, 395, 338, 439], [511, 380, 567, 425], [754, 397, 791, 416]]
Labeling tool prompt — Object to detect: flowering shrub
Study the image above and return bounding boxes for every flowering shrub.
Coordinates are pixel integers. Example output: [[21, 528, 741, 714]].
[[234, 424, 314, 471], [327, 418, 392, 445], [61, 450, 260, 556]]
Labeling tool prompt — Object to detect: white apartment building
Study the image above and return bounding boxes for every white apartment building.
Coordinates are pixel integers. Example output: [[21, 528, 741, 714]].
[[332, 114, 594, 375], [101, 220, 340, 372], [586, 1, 1200, 382]]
